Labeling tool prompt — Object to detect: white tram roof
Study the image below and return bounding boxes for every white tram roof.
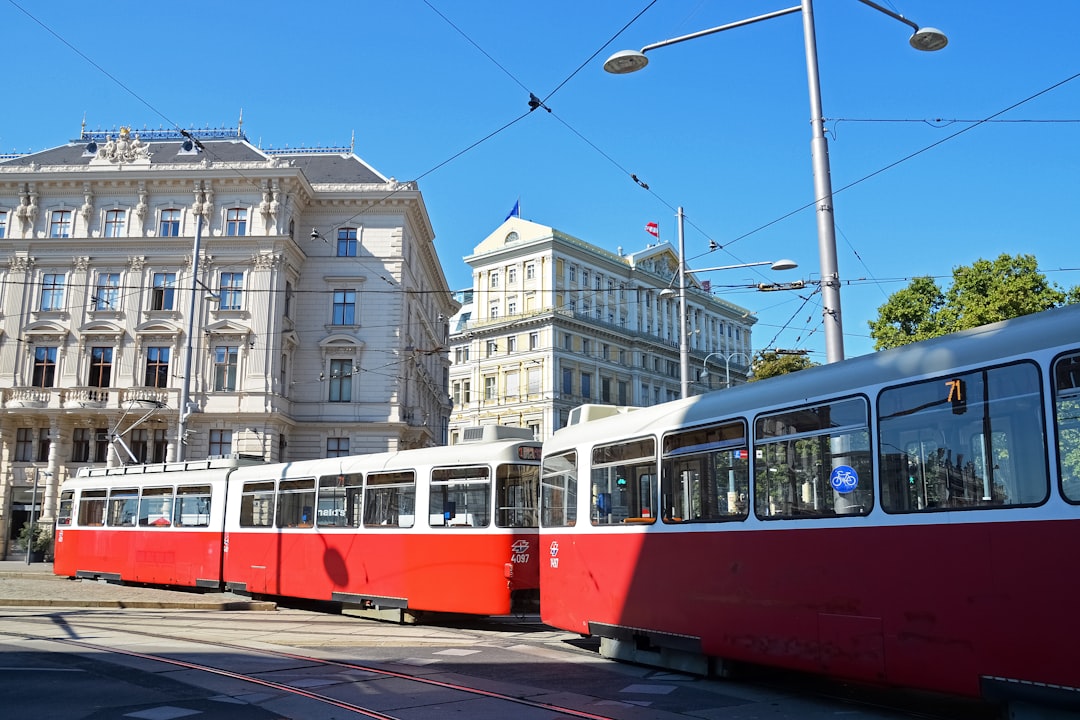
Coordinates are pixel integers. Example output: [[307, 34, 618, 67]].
[[551, 303, 1080, 450]]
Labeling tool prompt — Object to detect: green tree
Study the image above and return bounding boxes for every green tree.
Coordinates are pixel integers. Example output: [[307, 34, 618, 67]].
[[751, 350, 817, 381], [869, 254, 1078, 350]]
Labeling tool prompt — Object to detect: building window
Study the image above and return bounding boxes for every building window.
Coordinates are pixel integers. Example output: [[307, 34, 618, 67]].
[[507, 336, 517, 353], [49, 210, 72, 238], [581, 373, 592, 400], [284, 281, 293, 318], [327, 437, 350, 458], [486, 340, 498, 357], [329, 359, 352, 402], [527, 366, 541, 395], [582, 270, 590, 286], [595, 275, 602, 291], [508, 267, 517, 284], [145, 347, 170, 387], [131, 429, 149, 464], [562, 368, 573, 396], [490, 271, 499, 288], [40, 274, 65, 311], [219, 272, 243, 310], [32, 346, 57, 388], [15, 428, 33, 462], [526, 263, 535, 280], [508, 300, 517, 315], [209, 429, 233, 457], [485, 375, 497, 401], [94, 273, 120, 311], [582, 339, 591, 356], [0, 211, 6, 238], [213, 346, 238, 391], [104, 209, 126, 238], [89, 347, 113, 388], [37, 428, 51, 462], [93, 428, 109, 462], [225, 208, 247, 236], [72, 428, 91, 463], [332, 290, 356, 325], [159, 209, 181, 237], [151, 272, 176, 311], [151, 429, 167, 463], [337, 227, 357, 257], [490, 304, 499, 319], [452, 381, 462, 406], [529, 332, 539, 350]]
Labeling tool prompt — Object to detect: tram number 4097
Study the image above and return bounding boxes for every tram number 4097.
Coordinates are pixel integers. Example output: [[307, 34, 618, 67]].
[[511, 553, 530, 564]]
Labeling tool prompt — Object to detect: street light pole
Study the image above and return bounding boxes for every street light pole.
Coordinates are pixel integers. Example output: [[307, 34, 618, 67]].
[[177, 212, 204, 462], [676, 207, 689, 398], [702, 351, 754, 389], [660, 243, 797, 398], [604, 1, 946, 364]]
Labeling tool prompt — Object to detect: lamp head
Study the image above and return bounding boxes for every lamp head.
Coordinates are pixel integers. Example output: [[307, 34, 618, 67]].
[[658, 288, 677, 300], [603, 49, 649, 74], [770, 259, 798, 271], [909, 27, 948, 52]]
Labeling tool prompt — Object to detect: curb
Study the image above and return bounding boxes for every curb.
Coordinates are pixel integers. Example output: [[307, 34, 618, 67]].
[[0, 598, 278, 610]]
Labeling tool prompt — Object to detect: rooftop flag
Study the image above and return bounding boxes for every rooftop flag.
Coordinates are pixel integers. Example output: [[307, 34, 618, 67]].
[[645, 221, 659, 238], [505, 199, 521, 221]]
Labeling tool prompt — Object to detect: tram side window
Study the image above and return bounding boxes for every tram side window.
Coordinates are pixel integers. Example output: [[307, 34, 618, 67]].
[[592, 437, 657, 525], [496, 463, 539, 528], [431, 466, 491, 527], [317, 473, 363, 528], [239, 481, 275, 527], [541, 451, 577, 527], [57, 490, 74, 526], [139, 486, 174, 527], [107, 488, 139, 527], [174, 485, 212, 527], [662, 420, 749, 523], [879, 361, 1048, 512], [754, 397, 872, 520], [363, 471, 415, 528], [78, 490, 106, 526], [1053, 353, 1080, 502], [277, 478, 316, 528]]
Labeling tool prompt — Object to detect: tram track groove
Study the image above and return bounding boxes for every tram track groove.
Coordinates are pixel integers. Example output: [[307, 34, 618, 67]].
[[0, 617, 619, 720]]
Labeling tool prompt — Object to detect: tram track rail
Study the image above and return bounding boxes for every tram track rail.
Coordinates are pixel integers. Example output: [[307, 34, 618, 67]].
[[0, 612, 618, 720], [0, 608, 996, 719]]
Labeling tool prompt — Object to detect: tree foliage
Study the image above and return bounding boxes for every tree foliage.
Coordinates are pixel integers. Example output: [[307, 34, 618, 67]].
[[751, 351, 817, 381], [869, 254, 1079, 350]]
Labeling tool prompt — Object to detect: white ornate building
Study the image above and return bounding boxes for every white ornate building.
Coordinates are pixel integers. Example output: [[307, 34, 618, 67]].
[[447, 218, 756, 442], [0, 126, 456, 557]]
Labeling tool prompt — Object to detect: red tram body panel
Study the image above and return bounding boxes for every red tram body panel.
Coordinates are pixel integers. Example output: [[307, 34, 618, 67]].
[[540, 305, 1080, 708], [53, 427, 541, 618], [52, 461, 232, 587]]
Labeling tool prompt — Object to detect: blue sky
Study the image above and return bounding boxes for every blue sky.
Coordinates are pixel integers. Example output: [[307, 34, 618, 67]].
[[3, 1, 1077, 360]]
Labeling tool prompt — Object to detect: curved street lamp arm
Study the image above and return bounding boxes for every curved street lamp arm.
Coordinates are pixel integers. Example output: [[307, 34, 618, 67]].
[[641, 7, 801, 53]]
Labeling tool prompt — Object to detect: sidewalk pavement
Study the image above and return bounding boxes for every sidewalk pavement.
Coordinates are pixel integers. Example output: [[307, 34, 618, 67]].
[[0, 560, 276, 610]]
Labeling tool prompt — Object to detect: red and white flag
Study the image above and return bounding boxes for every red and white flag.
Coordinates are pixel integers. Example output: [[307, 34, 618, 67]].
[[645, 221, 659, 238]]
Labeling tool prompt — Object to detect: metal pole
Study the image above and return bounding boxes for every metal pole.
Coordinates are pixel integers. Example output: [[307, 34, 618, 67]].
[[725, 354, 732, 388], [802, 0, 845, 363], [177, 212, 204, 461], [26, 468, 38, 565], [676, 207, 690, 398]]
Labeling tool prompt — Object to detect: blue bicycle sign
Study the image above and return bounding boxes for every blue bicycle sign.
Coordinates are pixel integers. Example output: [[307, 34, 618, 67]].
[[830, 465, 859, 494]]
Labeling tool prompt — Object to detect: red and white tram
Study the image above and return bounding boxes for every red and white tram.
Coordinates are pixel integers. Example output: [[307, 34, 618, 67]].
[[540, 304, 1080, 709], [55, 425, 542, 617]]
